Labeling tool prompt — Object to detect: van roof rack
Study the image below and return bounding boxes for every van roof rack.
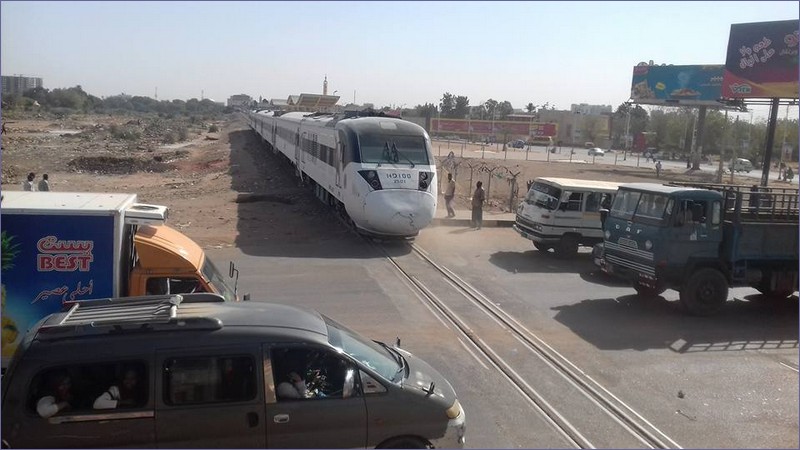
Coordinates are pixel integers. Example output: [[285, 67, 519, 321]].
[[36, 294, 224, 339]]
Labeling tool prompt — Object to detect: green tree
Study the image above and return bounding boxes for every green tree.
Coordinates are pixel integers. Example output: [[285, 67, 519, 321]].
[[439, 92, 455, 118], [525, 102, 536, 113], [453, 96, 470, 118], [497, 101, 514, 120]]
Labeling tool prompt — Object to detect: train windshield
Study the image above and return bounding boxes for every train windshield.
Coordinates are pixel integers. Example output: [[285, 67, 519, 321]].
[[358, 133, 430, 166]]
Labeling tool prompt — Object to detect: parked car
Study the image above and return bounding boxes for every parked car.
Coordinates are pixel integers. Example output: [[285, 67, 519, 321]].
[[1, 294, 466, 448], [588, 147, 605, 157], [729, 158, 754, 173], [509, 139, 525, 148]]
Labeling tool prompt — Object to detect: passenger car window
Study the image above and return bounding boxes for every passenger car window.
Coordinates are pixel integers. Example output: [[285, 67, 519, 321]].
[[163, 356, 256, 405], [271, 347, 355, 401], [28, 361, 148, 417]]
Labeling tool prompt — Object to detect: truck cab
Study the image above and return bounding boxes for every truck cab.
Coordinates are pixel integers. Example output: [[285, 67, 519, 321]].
[[130, 224, 238, 302]]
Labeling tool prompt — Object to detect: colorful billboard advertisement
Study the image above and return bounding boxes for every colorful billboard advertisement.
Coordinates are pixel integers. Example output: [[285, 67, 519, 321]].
[[430, 119, 557, 138], [722, 20, 799, 99], [1, 214, 115, 362], [630, 65, 725, 106]]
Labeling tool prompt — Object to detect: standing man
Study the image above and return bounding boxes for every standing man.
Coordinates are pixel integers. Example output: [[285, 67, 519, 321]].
[[38, 174, 50, 192], [22, 172, 35, 191], [444, 173, 456, 218], [471, 181, 486, 230], [655, 160, 662, 178]]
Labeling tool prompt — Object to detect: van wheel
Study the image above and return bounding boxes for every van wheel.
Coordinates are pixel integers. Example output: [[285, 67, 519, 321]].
[[378, 437, 431, 449], [533, 242, 552, 252], [680, 268, 729, 316], [557, 234, 579, 258]]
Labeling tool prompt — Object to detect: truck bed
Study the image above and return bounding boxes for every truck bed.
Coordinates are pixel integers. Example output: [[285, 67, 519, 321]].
[[723, 220, 799, 261]]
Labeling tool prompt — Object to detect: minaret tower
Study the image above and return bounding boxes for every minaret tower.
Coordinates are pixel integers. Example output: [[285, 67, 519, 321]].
[[323, 75, 328, 95]]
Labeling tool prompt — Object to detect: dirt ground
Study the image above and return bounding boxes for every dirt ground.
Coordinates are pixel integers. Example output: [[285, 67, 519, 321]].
[[0, 114, 772, 248]]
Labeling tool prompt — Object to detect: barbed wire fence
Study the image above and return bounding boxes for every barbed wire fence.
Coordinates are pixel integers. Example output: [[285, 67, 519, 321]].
[[437, 155, 526, 212]]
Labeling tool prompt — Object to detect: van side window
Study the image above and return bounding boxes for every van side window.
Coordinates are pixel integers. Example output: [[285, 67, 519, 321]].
[[561, 192, 583, 211], [271, 347, 356, 401], [585, 192, 600, 212], [163, 356, 256, 405], [28, 361, 148, 417]]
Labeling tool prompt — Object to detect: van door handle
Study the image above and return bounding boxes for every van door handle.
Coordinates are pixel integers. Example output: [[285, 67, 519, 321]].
[[247, 412, 259, 428], [273, 414, 290, 424]]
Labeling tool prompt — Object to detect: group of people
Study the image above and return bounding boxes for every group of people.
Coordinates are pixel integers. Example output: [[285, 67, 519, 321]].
[[443, 172, 485, 229], [22, 172, 50, 191], [36, 368, 143, 418]]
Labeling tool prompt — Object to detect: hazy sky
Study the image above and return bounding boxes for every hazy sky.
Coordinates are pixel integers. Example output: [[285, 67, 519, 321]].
[[1, 1, 798, 117]]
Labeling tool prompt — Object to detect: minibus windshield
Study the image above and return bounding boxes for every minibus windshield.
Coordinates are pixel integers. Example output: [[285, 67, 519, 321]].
[[526, 182, 562, 210], [324, 316, 404, 384]]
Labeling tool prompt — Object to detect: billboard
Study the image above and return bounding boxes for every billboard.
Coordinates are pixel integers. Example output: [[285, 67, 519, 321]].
[[430, 118, 557, 138], [630, 65, 725, 106], [722, 20, 799, 99]]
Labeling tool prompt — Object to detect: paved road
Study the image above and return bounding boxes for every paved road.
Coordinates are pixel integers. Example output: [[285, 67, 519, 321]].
[[208, 215, 798, 448]]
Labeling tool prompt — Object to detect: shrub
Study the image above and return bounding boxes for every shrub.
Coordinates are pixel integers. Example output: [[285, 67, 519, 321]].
[[208, 124, 219, 133]]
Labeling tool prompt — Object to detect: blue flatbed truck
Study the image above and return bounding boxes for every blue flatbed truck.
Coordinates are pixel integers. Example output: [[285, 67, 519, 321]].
[[595, 182, 798, 315]]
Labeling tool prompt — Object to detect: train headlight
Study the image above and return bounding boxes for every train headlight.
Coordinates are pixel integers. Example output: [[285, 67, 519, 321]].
[[645, 240, 653, 250], [604, 230, 611, 239], [418, 171, 431, 191], [358, 170, 383, 190]]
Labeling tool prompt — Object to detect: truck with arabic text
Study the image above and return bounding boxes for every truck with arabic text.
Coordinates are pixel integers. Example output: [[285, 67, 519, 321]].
[[1, 191, 245, 368]]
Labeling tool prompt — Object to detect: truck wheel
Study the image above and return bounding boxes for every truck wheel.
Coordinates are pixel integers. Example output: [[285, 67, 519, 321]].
[[533, 242, 552, 252], [557, 235, 579, 258], [634, 282, 666, 297], [680, 268, 729, 316]]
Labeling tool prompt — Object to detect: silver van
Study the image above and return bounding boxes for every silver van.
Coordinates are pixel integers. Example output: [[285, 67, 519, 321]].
[[1, 294, 465, 448], [729, 158, 754, 173]]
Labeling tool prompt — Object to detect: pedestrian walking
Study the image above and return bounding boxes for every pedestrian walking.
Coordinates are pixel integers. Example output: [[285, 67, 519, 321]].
[[444, 173, 456, 218], [38, 174, 50, 192], [23, 172, 35, 191], [471, 181, 485, 229], [655, 160, 662, 178]]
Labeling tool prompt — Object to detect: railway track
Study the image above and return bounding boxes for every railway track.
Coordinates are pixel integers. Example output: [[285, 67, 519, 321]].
[[375, 240, 682, 449]]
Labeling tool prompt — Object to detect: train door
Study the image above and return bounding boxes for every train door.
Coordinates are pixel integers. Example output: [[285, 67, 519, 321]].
[[295, 130, 302, 165], [335, 131, 346, 189]]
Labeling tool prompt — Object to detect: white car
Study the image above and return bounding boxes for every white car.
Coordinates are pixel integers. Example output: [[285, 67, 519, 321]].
[[588, 148, 605, 157], [729, 158, 754, 173]]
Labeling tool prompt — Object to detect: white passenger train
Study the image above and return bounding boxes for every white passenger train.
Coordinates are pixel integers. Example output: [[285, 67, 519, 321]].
[[247, 109, 437, 238]]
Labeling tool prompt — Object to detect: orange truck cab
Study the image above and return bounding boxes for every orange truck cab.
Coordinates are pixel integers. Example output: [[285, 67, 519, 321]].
[[0, 191, 244, 369]]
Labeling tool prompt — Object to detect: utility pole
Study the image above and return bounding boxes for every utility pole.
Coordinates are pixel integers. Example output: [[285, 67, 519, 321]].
[[624, 103, 631, 159]]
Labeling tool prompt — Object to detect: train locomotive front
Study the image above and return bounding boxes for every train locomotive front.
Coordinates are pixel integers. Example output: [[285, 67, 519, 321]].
[[339, 117, 437, 237]]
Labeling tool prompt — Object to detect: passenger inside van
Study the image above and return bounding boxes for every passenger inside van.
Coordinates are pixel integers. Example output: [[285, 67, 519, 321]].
[[36, 372, 73, 418], [93, 367, 145, 409]]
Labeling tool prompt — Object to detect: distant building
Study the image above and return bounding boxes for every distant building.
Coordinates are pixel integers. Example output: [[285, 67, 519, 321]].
[[2, 75, 43, 96], [570, 103, 612, 115], [227, 94, 252, 108]]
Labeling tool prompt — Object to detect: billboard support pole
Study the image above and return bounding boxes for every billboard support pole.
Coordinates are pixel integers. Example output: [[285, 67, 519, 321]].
[[761, 98, 780, 187], [691, 106, 707, 170]]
